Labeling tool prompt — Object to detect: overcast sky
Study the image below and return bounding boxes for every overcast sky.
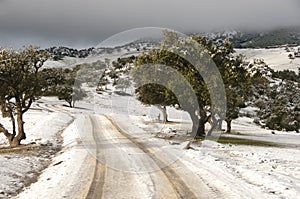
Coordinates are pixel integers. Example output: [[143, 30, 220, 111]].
[[0, 0, 299, 48]]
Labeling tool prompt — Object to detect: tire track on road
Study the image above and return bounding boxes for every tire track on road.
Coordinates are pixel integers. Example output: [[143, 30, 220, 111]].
[[86, 116, 106, 199], [105, 115, 198, 199], [44, 104, 104, 199]]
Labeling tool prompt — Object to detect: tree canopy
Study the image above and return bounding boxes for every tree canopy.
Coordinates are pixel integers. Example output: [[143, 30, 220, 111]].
[[132, 31, 253, 136], [41, 66, 87, 108], [0, 46, 50, 146]]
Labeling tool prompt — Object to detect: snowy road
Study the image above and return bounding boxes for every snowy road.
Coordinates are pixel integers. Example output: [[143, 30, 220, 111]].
[[13, 99, 300, 198], [86, 115, 222, 199]]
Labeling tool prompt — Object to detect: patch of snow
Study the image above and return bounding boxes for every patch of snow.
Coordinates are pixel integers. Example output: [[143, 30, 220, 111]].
[[16, 115, 96, 199], [0, 98, 72, 198], [235, 48, 300, 72]]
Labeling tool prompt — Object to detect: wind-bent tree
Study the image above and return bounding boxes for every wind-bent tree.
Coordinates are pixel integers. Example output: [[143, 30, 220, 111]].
[[133, 31, 252, 136], [190, 37, 253, 133], [133, 45, 212, 135], [0, 46, 50, 146]]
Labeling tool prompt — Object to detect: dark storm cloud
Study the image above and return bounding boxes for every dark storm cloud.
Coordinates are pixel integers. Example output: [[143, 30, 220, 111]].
[[0, 0, 299, 48]]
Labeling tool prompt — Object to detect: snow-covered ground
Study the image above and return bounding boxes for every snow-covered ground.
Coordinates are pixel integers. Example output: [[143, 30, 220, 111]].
[[183, 141, 300, 199], [105, 106, 300, 198], [0, 46, 299, 198], [0, 98, 73, 198], [16, 114, 96, 199], [24, 89, 300, 198], [235, 47, 300, 72], [43, 47, 142, 69]]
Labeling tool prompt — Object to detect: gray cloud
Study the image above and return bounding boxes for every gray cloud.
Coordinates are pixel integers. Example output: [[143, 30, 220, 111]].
[[0, 0, 299, 48]]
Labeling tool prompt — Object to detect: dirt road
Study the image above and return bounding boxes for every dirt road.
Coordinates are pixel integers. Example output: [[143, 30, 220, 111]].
[[86, 115, 223, 199]]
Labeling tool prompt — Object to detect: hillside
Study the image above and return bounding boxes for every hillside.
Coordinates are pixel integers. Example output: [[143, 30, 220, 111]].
[[204, 27, 300, 48]]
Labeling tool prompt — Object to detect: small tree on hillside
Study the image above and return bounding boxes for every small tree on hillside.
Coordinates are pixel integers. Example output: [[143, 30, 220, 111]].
[[56, 67, 87, 108], [96, 69, 109, 92], [57, 85, 86, 108], [0, 46, 50, 146], [41, 66, 87, 108]]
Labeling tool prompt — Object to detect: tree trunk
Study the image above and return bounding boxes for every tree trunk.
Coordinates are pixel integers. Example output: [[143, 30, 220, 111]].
[[189, 112, 206, 137], [2, 110, 27, 147], [211, 114, 222, 130], [197, 118, 206, 137], [207, 119, 217, 136], [207, 114, 224, 136], [14, 110, 26, 146], [72, 100, 76, 108], [226, 119, 232, 133], [9, 112, 16, 139], [10, 137, 21, 147], [68, 101, 73, 108], [157, 105, 168, 123], [218, 120, 223, 130]]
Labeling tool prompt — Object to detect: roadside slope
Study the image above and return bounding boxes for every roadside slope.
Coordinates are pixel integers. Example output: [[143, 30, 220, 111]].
[[15, 115, 96, 199]]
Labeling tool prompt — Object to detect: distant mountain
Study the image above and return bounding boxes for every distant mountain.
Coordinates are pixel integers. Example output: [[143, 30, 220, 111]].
[[45, 40, 158, 60], [44, 27, 300, 60], [204, 27, 300, 48]]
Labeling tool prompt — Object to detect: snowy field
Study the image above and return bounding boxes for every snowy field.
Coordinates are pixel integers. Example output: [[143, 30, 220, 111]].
[[0, 98, 73, 198], [235, 47, 300, 72], [0, 46, 299, 198]]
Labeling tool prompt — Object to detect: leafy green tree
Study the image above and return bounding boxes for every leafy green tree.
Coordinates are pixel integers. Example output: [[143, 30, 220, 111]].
[[133, 31, 252, 136], [271, 69, 299, 82], [133, 33, 211, 136], [56, 67, 87, 108], [256, 80, 299, 132], [57, 85, 86, 108], [223, 55, 252, 133], [135, 83, 177, 123], [0, 46, 50, 146], [41, 66, 87, 108], [40, 67, 65, 95]]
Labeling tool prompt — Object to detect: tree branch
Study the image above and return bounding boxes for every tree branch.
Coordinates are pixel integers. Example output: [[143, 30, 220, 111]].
[[22, 98, 33, 113], [0, 123, 13, 141]]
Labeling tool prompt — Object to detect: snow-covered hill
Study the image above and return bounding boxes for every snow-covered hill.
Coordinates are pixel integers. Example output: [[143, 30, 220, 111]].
[[43, 40, 157, 69]]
